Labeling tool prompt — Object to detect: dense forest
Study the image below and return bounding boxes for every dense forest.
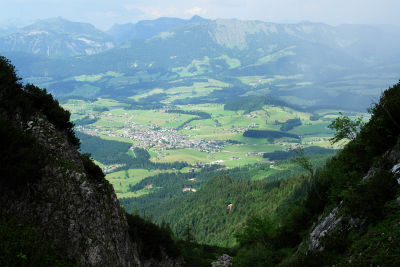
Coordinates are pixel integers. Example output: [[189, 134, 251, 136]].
[[121, 154, 333, 247], [243, 129, 300, 140], [276, 118, 302, 132], [263, 146, 336, 161], [143, 175, 310, 247], [73, 116, 98, 126], [165, 109, 212, 130]]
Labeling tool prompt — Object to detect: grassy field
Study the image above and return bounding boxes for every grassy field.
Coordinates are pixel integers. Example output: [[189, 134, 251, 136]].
[[256, 46, 296, 65], [130, 88, 164, 101], [171, 56, 211, 77], [73, 71, 123, 82], [151, 149, 209, 164], [216, 55, 241, 69], [151, 147, 271, 167], [126, 78, 230, 104], [163, 79, 229, 103], [238, 74, 303, 87], [65, 99, 339, 165], [62, 96, 350, 198], [106, 168, 176, 198]]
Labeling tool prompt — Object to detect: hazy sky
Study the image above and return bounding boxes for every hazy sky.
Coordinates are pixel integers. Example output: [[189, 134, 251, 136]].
[[2, 0, 400, 30]]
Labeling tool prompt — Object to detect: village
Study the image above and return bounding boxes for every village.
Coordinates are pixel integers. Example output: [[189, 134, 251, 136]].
[[73, 109, 326, 169], [75, 120, 230, 154]]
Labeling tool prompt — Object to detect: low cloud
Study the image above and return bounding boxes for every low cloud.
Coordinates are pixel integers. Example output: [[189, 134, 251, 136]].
[[104, 11, 119, 18], [185, 7, 207, 16], [138, 6, 179, 19]]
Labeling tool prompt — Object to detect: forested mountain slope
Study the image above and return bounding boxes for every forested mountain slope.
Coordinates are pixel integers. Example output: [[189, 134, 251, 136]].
[[232, 81, 400, 266], [121, 154, 333, 248], [146, 175, 309, 247]]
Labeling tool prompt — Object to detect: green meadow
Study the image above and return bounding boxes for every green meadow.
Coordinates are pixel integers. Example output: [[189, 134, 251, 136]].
[[106, 168, 176, 198], [63, 95, 352, 198]]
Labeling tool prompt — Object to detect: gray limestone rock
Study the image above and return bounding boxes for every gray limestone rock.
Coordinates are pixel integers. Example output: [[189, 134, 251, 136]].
[[309, 206, 342, 251], [211, 254, 233, 267], [1, 117, 140, 266]]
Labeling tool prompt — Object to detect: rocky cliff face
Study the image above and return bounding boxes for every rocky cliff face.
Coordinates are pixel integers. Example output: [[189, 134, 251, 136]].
[[0, 56, 183, 267], [307, 142, 400, 253], [1, 115, 140, 266]]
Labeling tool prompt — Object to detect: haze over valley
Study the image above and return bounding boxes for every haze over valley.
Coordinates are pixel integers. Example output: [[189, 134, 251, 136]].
[[2, 2, 400, 265]]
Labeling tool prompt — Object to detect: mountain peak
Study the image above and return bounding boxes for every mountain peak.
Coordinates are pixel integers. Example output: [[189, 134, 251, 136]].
[[189, 15, 208, 22]]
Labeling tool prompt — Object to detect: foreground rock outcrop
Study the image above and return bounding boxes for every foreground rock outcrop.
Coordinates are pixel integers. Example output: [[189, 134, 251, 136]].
[[307, 142, 400, 254], [211, 254, 233, 267], [1, 116, 141, 266], [0, 56, 182, 266]]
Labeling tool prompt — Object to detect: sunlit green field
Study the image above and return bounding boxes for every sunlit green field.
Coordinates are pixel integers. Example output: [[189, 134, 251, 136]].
[[106, 168, 176, 198], [65, 98, 338, 165], [63, 96, 351, 198]]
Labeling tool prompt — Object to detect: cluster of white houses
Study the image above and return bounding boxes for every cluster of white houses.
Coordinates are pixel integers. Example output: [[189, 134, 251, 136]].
[[76, 121, 229, 154]]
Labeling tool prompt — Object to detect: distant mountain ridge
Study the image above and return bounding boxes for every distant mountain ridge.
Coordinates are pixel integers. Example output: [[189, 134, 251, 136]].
[[0, 17, 114, 57], [107, 15, 210, 44], [1, 16, 400, 110], [4, 16, 400, 62]]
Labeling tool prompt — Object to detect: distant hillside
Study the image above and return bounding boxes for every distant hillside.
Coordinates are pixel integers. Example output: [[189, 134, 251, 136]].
[[2, 17, 400, 110], [224, 95, 292, 113], [0, 25, 20, 37], [0, 17, 114, 57], [107, 15, 209, 44]]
